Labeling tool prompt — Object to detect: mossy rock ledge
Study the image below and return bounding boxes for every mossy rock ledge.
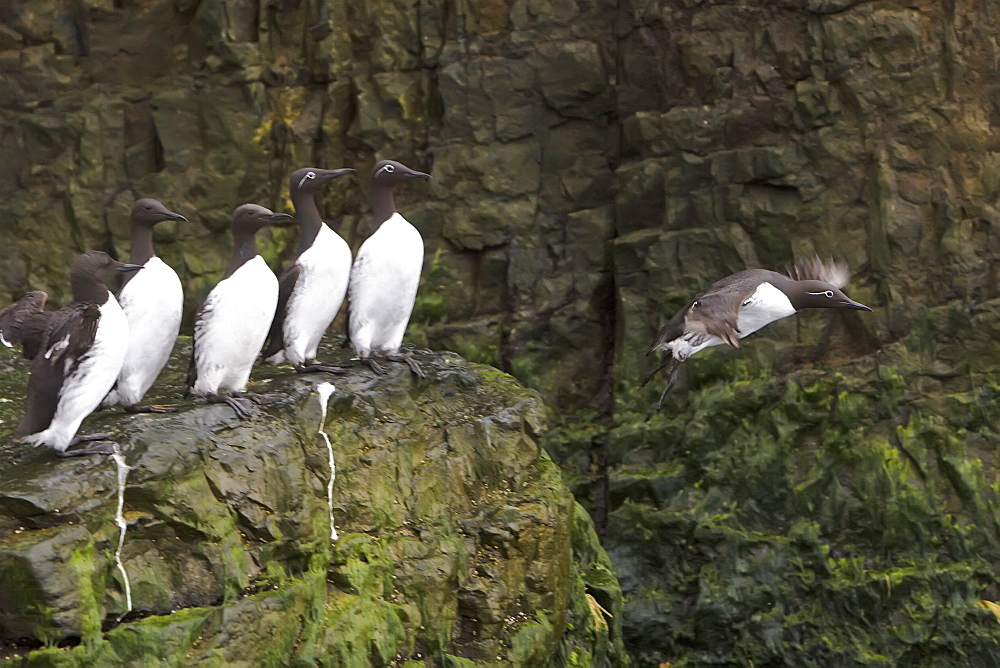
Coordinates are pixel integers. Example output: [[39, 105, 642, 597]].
[[0, 341, 626, 666]]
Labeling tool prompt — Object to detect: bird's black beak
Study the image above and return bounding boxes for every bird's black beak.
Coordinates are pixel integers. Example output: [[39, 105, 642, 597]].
[[164, 212, 188, 222], [320, 168, 355, 181], [117, 263, 144, 273], [406, 169, 432, 179], [267, 212, 296, 227], [843, 299, 873, 312]]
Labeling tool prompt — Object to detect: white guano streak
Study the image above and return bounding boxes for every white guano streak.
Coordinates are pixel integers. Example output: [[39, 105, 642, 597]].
[[111, 445, 133, 618], [315, 382, 338, 541]]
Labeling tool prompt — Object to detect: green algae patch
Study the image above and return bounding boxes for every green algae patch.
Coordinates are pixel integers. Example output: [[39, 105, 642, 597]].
[[316, 589, 410, 667], [604, 298, 1000, 665], [0, 345, 625, 665], [104, 606, 215, 665]]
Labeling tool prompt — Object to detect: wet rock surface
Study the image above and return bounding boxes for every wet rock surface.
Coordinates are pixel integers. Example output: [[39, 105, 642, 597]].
[[0, 341, 625, 665]]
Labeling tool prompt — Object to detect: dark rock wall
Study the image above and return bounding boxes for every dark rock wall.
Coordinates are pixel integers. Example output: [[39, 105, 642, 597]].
[[5, 0, 998, 408], [6, 0, 1000, 664], [0, 0, 624, 410]]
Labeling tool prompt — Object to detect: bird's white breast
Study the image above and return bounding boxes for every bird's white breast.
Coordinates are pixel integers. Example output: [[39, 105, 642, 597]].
[[736, 282, 796, 337], [193, 256, 278, 394], [283, 225, 352, 362], [112, 256, 183, 405], [349, 213, 423, 355]]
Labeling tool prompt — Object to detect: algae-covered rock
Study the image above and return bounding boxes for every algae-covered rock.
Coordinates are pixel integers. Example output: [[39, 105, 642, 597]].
[[607, 299, 1000, 665], [0, 342, 626, 665]]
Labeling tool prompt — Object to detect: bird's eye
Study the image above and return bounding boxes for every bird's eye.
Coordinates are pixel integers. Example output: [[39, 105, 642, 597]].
[[144, 205, 152, 211], [824, 290, 834, 298], [307, 171, 316, 179], [692, 300, 699, 308], [384, 164, 395, 172]]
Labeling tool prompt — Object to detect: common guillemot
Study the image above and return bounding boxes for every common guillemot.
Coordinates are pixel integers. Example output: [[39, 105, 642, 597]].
[[643, 257, 873, 410], [348, 159, 431, 377], [262, 167, 354, 374], [0, 251, 142, 456], [187, 204, 293, 419], [103, 198, 187, 413]]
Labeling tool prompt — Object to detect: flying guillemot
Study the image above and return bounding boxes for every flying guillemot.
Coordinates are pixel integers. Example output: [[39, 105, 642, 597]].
[[262, 167, 354, 374], [348, 159, 431, 377], [0, 251, 143, 456], [643, 256, 873, 410], [103, 198, 187, 413], [187, 204, 293, 419]]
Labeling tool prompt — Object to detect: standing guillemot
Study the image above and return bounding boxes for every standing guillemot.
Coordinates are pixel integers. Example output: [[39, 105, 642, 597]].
[[0, 251, 143, 456], [642, 257, 873, 410], [187, 204, 293, 419], [262, 167, 355, 374], [103, 198, 187, 413], [348, 159, 431, 377]]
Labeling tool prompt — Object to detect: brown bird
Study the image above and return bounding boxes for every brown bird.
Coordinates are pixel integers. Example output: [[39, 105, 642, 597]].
[[0, 251, 143, 456], [643, 257, 873, 410]]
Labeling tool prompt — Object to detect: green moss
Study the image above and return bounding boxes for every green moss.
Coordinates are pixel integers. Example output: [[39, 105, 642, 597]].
[[66, 543, 103, 644], [104, 606, 215, 666], [441, 656, 477, 668], [510, 615, 555, 666], [607, 305, 1000, 664], [0, 342, 623, 665], [316, 592, 410, 667], [22, 647, 76, 667]]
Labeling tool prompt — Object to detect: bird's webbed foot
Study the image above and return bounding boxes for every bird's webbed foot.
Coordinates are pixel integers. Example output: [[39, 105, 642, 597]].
[[360, 357, 387, 375], [57, 440, 116, 457], [207, 393, 254, 419], [295, 361, 347, 375], [125, 403, 178, 414], [655, 359, 683, 412], [641, 357, 674, 388], [71, 431, 115, 445], [385, 351, 425, 379], [236, 391, 287, 406]]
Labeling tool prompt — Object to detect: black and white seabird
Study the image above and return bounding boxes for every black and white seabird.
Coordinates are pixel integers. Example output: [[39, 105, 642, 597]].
[[187, 204, 293, 419], [349, 159, 431, 377], [262, 167, 354, 374], [0, 251, 143, 456], [103, 198, 187, 413], [643, 257, 873, 410]]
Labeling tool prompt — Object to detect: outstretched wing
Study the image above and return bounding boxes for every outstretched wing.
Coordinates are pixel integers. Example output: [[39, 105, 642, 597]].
[[648, 303, 690, 354], [648, 288, 746, 353], [686, 291, 745, 348], [261, 262, 302, 360], [0, 291, 55, 359]]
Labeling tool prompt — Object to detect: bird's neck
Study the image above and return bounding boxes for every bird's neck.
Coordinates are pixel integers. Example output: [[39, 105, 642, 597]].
[[225, 231, 260, 279], [767, 274, 802, 311], [71, 275, 110, 305], [130, 224, 155, 266], [371, 184, 396, 229], [292, 190, 324, 254]]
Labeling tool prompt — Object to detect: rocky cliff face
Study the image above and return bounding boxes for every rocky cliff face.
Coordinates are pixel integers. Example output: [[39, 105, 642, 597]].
[[0, 342, 625, 665], [5, 0, 1000, 664]]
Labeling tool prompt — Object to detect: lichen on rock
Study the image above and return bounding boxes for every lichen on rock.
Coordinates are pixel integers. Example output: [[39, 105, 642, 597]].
[[0, 341, 626, 665]]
